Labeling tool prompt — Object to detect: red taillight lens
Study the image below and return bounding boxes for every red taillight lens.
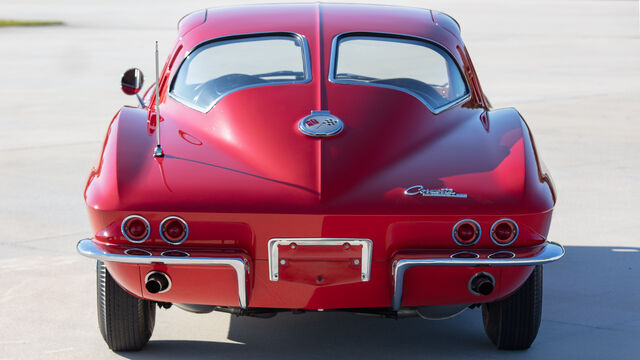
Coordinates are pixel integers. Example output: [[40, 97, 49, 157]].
[[453, 220, 480, 246], [128, 219, 146, 237], [457, 223, 476, 241], [160, 216, 188, 244], [165, 220, 184, 239], [491, 219, 518, 245], [122, 215, 150, 243]]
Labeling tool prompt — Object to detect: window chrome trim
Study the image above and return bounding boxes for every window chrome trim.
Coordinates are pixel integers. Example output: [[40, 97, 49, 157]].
[[169, 31, 312, 113], [391, 241, 564, 310], [77, 239, 248, 308], [328, 31, 471, 115], [268, 238, 373, 282]]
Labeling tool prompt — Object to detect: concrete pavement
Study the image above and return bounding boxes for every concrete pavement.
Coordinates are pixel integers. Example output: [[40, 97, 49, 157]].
[[0, 1, 638, 358]]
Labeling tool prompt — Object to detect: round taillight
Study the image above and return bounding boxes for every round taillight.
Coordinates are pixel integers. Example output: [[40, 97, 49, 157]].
[[452, 219, 481, 246], [160, 216, 188, 244], [121, 215, 150, 243], [491, 219, 518, 246]]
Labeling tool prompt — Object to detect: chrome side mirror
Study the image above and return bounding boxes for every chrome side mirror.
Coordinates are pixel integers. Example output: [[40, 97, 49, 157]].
[[121, 68, 146, 106]]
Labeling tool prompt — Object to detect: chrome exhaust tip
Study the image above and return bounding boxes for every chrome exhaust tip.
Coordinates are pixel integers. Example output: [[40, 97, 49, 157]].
[[469, 272, 495, 296], [145, 271, 171, 294]]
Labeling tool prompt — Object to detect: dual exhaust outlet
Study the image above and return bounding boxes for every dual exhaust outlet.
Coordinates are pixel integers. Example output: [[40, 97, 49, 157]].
[[469, 272, 495, 296], [145, 271, 171, 294], [143, 271, 495, 297]]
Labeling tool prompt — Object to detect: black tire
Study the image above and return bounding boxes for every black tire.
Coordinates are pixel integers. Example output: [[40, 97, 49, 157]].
[[481, 265, 543, 350], [97, 261, 155, 351]]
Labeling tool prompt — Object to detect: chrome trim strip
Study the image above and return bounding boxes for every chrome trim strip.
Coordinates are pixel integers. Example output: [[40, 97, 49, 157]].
[[451, 219, 481, 246], [121, 215, 151, 243], [328, 31, 472, 115], [76, 239, 248, 309], [391, 241, 565, 310], [169, 32, 312, 113], [124, 248, 152, 256], [489, 250, 516, 259], [490, 218, 519, 246], [268, 238, 373, 282], [161, 250, 190, 257], [145, 271, 172, 294], [159, 216, 189, 245], [450, 251, 479, 259]]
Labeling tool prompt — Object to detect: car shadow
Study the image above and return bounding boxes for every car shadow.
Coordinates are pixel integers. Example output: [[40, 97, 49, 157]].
[[117, 245, 640, 359]]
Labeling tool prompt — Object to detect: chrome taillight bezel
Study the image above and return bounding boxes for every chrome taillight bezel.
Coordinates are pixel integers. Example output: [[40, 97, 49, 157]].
[[490, 218, 519, 246], [159, 216, 189, 245], [121, 215, 151, 243], [452, 219, 481, 246]]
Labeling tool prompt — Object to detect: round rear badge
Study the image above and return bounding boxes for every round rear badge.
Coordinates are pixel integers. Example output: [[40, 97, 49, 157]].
[[298, 111, 344, 137]]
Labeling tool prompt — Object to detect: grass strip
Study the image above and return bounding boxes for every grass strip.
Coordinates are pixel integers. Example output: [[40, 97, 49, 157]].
[[0, 20, 63, 27]]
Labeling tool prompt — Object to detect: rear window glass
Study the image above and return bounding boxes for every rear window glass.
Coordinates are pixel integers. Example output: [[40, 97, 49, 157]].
[[332, 35, 469, 112], [170, 34, 310, 111]]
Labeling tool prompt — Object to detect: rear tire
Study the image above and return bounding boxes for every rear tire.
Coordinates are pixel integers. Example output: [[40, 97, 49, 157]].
[[97, 261, 155, 351], [481, 265, 542, 350]]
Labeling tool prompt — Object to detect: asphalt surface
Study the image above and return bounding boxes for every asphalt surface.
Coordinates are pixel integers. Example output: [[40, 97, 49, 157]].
[[0, 0, 639, 359]]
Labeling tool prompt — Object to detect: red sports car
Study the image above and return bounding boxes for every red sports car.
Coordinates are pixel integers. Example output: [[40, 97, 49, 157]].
[[77, 3, 564, 351]]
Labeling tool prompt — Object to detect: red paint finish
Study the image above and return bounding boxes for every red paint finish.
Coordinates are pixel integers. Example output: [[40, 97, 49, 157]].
[[277, 244, 364, 286], [84, 4, 557, 310], [400, 267, 533, 306]]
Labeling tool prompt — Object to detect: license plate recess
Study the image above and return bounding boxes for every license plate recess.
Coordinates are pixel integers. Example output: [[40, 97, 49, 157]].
[[268, 238, 372, 285]]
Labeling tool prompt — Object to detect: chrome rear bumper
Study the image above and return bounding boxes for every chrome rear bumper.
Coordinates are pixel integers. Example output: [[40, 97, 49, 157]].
[[391, 241, 565, 310], [78, 238, 563, 311], [76, 239, 248, 308]]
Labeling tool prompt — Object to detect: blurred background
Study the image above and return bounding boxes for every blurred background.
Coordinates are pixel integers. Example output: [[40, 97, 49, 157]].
[[0, 0, 638, 359]]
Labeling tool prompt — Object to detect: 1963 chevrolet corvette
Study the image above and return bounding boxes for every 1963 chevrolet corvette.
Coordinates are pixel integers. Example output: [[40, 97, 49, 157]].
[[77, 3, 564, 351]]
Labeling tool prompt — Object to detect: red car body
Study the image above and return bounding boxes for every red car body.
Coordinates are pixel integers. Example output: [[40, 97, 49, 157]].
[[78, 3, 563, 350]]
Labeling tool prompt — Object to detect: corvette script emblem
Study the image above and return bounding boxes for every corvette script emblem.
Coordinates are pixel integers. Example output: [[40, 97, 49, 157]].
[[298, 110, 344, 137], [404, 185, 467, 198]]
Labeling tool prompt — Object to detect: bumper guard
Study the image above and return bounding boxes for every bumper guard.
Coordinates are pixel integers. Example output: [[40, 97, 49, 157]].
[[76, 239, 248, 308], [391, 241, 565, 310]]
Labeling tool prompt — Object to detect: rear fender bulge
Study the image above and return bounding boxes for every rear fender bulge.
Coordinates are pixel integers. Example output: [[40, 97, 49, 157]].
[[517, 109, 557, 203], [84, 110, 121, 210], [484, 108, 555, 213], [515, 110, 557, 208], [84, 106, 154, 211]]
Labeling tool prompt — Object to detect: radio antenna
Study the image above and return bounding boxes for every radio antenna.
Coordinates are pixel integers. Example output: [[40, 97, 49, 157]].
[[153, 41, 164, 158]]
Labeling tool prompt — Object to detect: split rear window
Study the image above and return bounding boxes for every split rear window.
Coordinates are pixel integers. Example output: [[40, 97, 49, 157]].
[[332, 34, 469, 112], [170, 32, 469, 113], [170, 34, 310, 111]]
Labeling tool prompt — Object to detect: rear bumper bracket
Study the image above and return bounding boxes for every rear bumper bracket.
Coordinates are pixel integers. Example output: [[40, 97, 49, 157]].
[[76, 239, 248, 309], [391, 241, 565, 310]]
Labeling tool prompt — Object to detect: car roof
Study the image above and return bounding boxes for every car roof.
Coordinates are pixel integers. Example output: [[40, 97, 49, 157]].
[[178, 3, 463, 56]]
